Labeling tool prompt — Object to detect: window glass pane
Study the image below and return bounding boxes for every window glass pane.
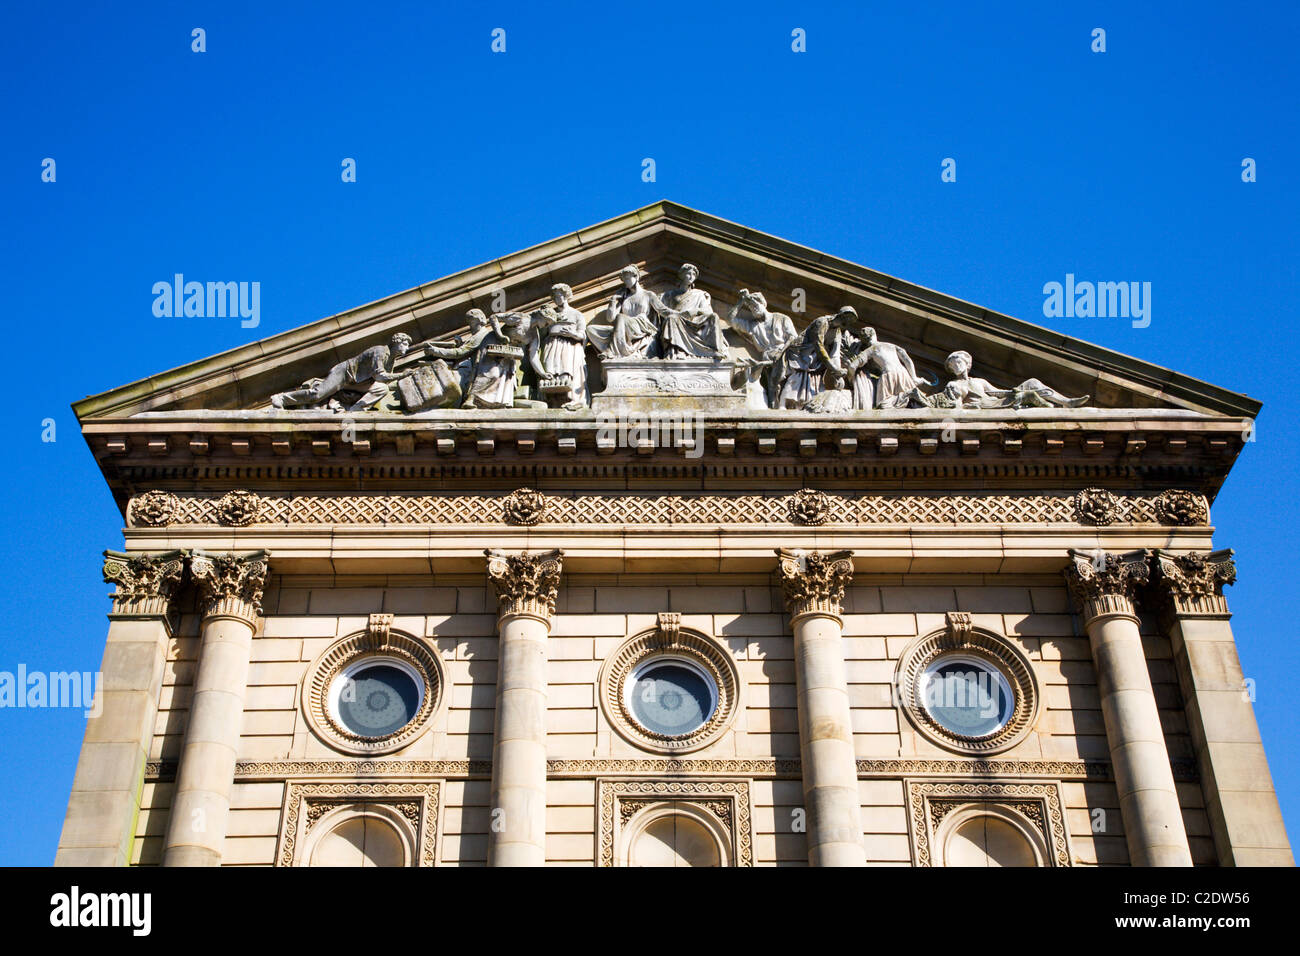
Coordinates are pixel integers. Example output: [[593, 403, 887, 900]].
[[629, 663, 714, 736], [922, 659, 1012, 738], [337, 664, 421, 737]]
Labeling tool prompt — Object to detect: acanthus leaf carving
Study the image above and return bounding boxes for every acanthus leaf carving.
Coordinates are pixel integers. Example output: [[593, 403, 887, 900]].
[[1063, 548, 1149, 621], [1150, 549, 1236, 616], [776, 548, 854, 619], [190, 549, 269, 622], [102, 549, 186, 617], [485, 549, 563, 621]]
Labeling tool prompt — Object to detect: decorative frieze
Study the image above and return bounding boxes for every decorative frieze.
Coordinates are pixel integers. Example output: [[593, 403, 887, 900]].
[[485, 549, 563, 621], [1150, 549, 1237, 617], [102, 549, 186, 617], [189, 549, 269, 622], [776, 548, 854, 620], [142, 756, 1200, 782], [124, 487, 1208, 528], [1063, 548, 1150, 622]]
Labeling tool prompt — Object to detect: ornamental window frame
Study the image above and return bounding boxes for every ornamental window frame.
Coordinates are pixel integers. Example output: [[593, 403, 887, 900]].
[[301, 623, 446, 756], [598, 617, 740, 755], [597, 778, 754, 867], [275, 780, 441, 867], [895, 614, 1041, 756], [904, 778, 1071, 867]]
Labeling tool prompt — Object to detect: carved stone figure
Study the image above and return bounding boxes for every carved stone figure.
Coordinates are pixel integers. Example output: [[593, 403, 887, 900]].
[[933, 350, 1089, 409], [272, 333, 413, 411], [775, 307, 857, 409], [726, 289, 798, 408], [529, 284, 589, 410], [841, 327, 921, 409], [658, 263, 726, 360], [426, 310, 535, 409], [587, 266, 661, 359]]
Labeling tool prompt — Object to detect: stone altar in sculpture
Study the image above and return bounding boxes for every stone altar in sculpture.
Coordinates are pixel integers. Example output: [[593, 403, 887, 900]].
[[591, 357, 746, 414]]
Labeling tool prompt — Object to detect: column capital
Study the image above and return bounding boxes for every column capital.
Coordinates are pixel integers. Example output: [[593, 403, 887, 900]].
[[1150, 549, 1236, 618], [1064, 548, 1149, 623], [103, 549, 186, 620], [190, 550, 269, 623], [486, 549, 563, 624], [776, 548, 854, 622]]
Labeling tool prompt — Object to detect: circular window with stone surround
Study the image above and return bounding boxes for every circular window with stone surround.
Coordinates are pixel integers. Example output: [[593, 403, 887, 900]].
[[599, 624, 740, 754], [895, 620, 1040, 755], [302, 629, 445, 755]]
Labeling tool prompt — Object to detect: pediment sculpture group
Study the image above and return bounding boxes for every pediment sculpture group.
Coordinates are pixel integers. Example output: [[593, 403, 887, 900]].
[[271, 263, 1088, 414]]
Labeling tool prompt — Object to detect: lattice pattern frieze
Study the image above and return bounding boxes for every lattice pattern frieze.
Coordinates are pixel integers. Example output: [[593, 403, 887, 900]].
[[128, 488, 1206, 528]]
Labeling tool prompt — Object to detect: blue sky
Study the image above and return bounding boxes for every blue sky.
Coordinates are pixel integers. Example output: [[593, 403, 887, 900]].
[[1, 1, 1296, 864]]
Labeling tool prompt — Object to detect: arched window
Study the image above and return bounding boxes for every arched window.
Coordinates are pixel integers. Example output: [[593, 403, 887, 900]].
[[621, 803, 731, 867], [935, 806, 1047, 867], [299, 804, 418, 867]]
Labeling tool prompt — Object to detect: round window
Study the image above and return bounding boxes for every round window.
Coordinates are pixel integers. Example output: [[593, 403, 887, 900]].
[[329, 659, 425, 739], [625, 658, 717, 738], [917, 654, 1014, 740]]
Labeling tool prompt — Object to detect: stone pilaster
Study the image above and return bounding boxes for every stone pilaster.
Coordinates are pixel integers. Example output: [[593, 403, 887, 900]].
[[776, 548, 865, 867], [162, 550, 268, 867], [55, 550, 186, 867], [485, 549, 562, 867], [1151, 549, 1293, 865], [1065, 548, 1192, 866]]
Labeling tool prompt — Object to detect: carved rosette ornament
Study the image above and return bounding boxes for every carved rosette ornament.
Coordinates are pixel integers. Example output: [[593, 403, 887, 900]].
[[1073, 487, 1120, 526], [1150, 549, 1237, 617], [130, 490, 179, 527], [788, 489, 830, 526], [1063, 548, 1149, 622], [501, 487, 548, 526], [485, 549, 563, 622], [102, 549, 186, 617], [215, 490, 263, 526], [1155, 489, 1209, 526], [190, 549, 269, 622], [776, 548, 854, 621]]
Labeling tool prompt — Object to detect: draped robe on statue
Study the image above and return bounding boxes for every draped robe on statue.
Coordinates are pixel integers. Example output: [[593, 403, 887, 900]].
[[586, 287, 660, 358], [659, 286, 726, 359]]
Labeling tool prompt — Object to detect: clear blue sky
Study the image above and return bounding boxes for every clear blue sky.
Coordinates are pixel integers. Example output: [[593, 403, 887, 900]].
[[2, 1, 1295, 865]]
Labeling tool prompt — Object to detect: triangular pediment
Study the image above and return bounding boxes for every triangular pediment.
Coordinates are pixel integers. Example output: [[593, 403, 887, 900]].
[[74, 201, 1258, 422]]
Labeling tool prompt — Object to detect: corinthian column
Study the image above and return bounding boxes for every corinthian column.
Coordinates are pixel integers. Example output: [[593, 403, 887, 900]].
[[485, 549, 562, 867], [776, 548, 865, 867], [1151, 550, 1293, 865], [162, 550, 268, 867], [1065, 549, 1191, 866], [56, 550, 186, 866]]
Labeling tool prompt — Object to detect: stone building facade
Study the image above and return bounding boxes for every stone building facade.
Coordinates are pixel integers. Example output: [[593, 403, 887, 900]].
[[56, 202, 1291, 866]]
